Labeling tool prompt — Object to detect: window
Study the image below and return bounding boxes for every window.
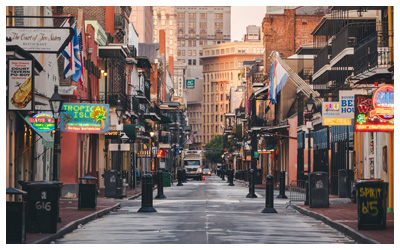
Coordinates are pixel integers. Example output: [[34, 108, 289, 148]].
[[153, 10, 157, 16], [215, 22, 223, 29], [181, 50, 185, 56], [200, 13, 207, 19], [200, 22, 207, 28], [169, 20, 173, 26], [178, 22, 184, 28], [188, 59, 192, 65], [154, 20, 158, 25], [178, 29, 184, 38], [169, 39, 173, 45], [189, 30, 196, 39], [161, 19, 165, 26], [215, 31, 223, 39], [199, 50, 203, 56], [189, 22, 196, 28], [216, 105, 218, 111], [216, 115, 218, 122], [169, 49, 173, 55], [188, 50, 192, 56], [169, 29, 173, 35], [193, 59, 196, 65], [221, 49, 225, 54], [161, 10, 165, 16], [192, 50, 196, 56], [178, 13, 185, 19], [215, 13, 223, 19], [189, 13, 196, 19]]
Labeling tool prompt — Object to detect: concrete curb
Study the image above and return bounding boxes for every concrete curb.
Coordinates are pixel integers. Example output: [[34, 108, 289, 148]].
[[292, 205, 380, 244], [32, 203, 121, 244]]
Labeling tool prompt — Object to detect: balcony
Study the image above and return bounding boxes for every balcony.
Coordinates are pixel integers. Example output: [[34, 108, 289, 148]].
[[313, 45, 331, 75], [298, 68, 313, 84], [331, 21, 376, 67], [354, 24, 391, 77], [108, 93, 130, 111]]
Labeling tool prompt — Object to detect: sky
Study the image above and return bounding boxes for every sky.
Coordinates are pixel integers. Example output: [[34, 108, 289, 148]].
[[231, 6, 266, 41]]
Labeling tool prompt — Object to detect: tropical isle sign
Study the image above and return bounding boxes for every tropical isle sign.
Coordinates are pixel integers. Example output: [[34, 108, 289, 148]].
[[60, 103, 110, 133]]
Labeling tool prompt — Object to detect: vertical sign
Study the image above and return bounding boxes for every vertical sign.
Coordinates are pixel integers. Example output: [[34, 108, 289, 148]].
[[177, 76, 183, 97], [7, 60, 34, 111]]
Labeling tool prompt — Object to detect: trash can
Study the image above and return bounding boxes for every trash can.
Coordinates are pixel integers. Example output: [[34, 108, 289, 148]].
[[308, 172, 329, 208], [24, 182, 62, 233], [356, 179, 388, 230], [103, 169, 117, 198], [163, 172, 171, 187], [256, 169, 263, 184], [338, 169, 354, 198], [6, 187, 27, 244], [78, 175, 97, 210]]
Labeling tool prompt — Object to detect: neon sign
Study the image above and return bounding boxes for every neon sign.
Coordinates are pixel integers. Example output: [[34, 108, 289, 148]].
[[354, 86, 394, 132], [60, 103, 110, 134], [29, 113, 55, 132]]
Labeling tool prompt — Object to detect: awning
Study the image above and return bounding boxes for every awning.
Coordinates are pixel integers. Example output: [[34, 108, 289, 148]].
[[157, 114, 173, 124], [123, 124, 136, 141], [23, 116, 53, 148], [144, 112, 161, 121]]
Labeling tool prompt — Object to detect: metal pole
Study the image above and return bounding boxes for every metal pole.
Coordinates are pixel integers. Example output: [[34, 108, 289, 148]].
[[308, 129, 311, 173], [52, 124, 61, 181]]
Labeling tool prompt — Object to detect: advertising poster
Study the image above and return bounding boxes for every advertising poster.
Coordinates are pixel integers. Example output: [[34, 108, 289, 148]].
[[60, 103, 110, 133], [322, 102, 351, 126], [8, 60, 34, 111]]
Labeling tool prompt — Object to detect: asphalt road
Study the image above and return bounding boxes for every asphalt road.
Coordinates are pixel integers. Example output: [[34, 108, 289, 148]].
[[56, 175, 354, 244]]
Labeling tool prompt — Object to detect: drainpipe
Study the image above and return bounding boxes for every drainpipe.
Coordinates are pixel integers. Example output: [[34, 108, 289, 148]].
[[388, 6, 394, 212]]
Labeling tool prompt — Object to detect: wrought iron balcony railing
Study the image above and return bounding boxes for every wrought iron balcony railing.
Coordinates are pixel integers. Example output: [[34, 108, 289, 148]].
[[313, 45, 331, 74]]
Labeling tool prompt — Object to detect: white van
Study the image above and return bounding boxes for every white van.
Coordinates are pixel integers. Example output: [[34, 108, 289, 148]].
[[183, 150, 203, 181]]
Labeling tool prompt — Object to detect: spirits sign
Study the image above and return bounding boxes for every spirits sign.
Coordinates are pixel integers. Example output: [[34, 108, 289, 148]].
[[354, 85, 394, 132]]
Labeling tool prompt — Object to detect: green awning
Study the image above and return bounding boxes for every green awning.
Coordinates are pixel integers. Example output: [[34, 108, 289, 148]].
[[123, 124, 136, 141], [23, 116, 54, 148], [157, 114, 173, 124]]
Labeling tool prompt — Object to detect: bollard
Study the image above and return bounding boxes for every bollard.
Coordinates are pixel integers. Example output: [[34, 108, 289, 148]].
[[262, 175, 277, 213], [222, 169, 225, 181], [304, 180, 310, 206], [229, 169, 234, 186], [138, 174, 157, 212], [177, 169, 183, 186], [116, 170, 123, 199], [246, 169, 257, 198], [155, 170, 166, 199], [277, 171, 288, 198], [226, 169, 230, 183], [182, 169, 187, 183]]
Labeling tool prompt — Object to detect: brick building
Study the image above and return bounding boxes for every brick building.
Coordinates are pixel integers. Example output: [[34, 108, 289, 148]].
[[262, 8, 327, 61]]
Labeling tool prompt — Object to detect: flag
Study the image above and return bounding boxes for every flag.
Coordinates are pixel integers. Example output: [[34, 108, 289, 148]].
[[70, 24, 82, 83], [62, 22, 82, 83], [268, 58, 289, 104], [61, 19, 75, 79], [76, 26, 84, 86]]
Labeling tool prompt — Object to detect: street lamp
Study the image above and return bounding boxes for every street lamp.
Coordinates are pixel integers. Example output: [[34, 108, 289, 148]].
[[49, 86, 63, 181], [116, 99, 124, 121], [305, 94, 315, 176]]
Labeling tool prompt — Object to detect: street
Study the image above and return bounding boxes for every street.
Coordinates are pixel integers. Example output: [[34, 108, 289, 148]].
[[56, 175, 354, 244]]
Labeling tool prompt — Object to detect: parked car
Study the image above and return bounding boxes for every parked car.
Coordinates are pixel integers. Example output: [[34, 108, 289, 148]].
[[203, 168, 211, 176]]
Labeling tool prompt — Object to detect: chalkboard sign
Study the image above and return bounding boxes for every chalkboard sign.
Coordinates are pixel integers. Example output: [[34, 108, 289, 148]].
[[356, 180, 388, 230]]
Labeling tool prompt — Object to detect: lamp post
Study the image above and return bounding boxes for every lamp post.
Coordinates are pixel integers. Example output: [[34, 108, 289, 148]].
[[305, 94, 315, 175], [115, 99, 124, 199], [49, 86, 63, 181]]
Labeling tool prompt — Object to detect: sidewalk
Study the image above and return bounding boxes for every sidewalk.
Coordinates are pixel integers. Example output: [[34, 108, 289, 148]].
[[236, 178, 393, 244], [26, 186, 142, 244]]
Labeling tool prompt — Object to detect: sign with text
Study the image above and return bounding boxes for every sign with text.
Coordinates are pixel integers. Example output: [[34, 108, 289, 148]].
[[354, 87, 394, 132], [60, 103, 110, 133], [186, 79, 195, 88], [339, 89, 366, 118], [7, 60, 34, 111], [6, 27, 74, 54], [322, 102, 351, 126], [30, 113, 55, 132]]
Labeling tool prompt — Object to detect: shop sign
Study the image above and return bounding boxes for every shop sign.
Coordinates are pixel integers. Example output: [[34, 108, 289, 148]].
[[6, 27, 74, 54], [60, 103, 110, 133], [29, 113, 55, 132], [322, 102, 351, 126], [7, 60, 34, 111], [339, 89, 367, 118], [354, 85, 394, 132]]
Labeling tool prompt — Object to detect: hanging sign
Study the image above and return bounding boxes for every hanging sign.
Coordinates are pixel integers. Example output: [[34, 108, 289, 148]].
[[30, 113, 56, 132], [322, 102, 351, 126], [6, 27, 74, 54], [7, 59, 34, 111], [186, 79, 195, 88], [60, 103, 110, 133], [354, 85, 394, 132], [339, 89, 367, 118]]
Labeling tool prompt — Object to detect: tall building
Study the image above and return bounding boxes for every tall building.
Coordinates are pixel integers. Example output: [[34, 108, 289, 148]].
[[200, 41, 264, 146], [243, 25, 262, 42], [130, 6, 154, 43]]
